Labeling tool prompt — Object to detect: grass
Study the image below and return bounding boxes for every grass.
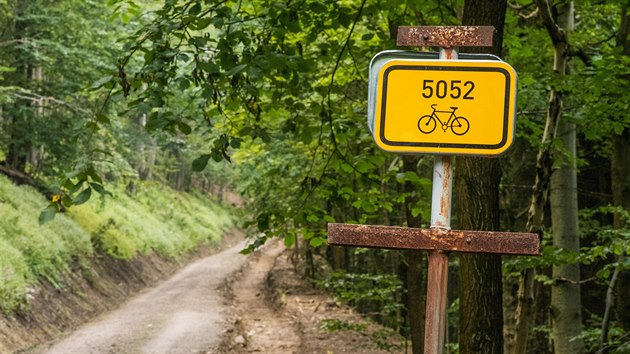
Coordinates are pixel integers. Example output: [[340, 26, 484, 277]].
[[0, 175, 235, 313]]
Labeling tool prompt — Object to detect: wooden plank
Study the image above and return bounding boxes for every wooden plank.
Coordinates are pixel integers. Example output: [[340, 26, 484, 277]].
[[397, 26, 495, 47], [327, 223, 540, 256]]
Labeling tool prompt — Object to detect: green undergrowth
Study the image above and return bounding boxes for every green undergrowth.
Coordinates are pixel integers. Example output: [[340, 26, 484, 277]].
[[0, 175, 234, 314]]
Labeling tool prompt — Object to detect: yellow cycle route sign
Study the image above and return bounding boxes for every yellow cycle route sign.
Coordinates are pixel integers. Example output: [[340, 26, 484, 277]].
[[372, 59, 517, 156]]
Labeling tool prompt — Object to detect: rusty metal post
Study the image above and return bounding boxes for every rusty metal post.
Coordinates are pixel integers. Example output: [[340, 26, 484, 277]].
[[327, 24, 525, 354], [424, 46, 458, 354], [424, 249, 449, 353]]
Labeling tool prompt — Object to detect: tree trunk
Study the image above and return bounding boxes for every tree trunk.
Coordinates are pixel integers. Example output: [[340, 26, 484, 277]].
[[512, 0, 569, 349], [456, 157, 503, 354], [533, 1, 585, 352], [137, 113, 149, 180], [27, 66, 45, 174], [611, 129, 630, 334], [457, 1, 507, 353], [610, 4, 630, 339], [402, 156, 426, 354], [146, 138, 157, 180], [512, 108, 555, 354], [549, 111, 584, 354], [5, 5, 30, 174]]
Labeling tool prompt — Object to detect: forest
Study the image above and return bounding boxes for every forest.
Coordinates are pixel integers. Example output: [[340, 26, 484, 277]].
[[0, 0, 629, 353]]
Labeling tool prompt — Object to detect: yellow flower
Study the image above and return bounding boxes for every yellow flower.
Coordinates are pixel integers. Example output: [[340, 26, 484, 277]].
[[52, 194, 61, 203]]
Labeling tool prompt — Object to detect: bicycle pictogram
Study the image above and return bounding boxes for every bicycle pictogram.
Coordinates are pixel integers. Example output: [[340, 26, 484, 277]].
[[418, 104, 470, 136]]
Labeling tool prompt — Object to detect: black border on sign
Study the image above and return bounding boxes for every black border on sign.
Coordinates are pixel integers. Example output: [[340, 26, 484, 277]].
[[379, 65, 512, 150]]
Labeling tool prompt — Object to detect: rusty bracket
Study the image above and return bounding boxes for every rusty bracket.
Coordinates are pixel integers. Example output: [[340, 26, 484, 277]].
[[328, 223, 539, 256], [397, 26, 494, 48]]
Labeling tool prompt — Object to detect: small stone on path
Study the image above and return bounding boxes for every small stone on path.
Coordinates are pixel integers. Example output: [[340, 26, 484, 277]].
[[234, 335, 246, 345]]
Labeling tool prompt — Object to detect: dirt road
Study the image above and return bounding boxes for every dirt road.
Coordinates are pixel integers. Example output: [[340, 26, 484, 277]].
[[220, 240, 300, 353], [30, 238, 401, 354], [34, 242, 248, 354]]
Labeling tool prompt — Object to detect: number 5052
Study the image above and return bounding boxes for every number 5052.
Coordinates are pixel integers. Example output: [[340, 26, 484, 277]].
[[422, 80, 475, 100]]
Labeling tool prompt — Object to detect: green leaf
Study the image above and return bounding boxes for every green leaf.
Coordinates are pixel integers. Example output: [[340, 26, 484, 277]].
[[192, 154, 211, 171], [74, 187, 92, 205], [62, 178, 74, 190], [188, 3, 201, 15], [178, 122, 192, 135], [356, 160, 372, 173], [91, 76, 113, 90], [69, 180, 84, 194], [211, 150, 223, 162], [90, 182, 112, 196], [197, 61, 220, 73], [396, 171, 424, 184], [201, 85, 214, 99], [225, 64, 247, 76], [87, 168, 103, 184], [230, 138, 242, 148], [240, 247, 253, 255], [284, 233, 296, 247], [310, 236, 326, 247], [86, 121, 99, 131], [194, 18, 212, 30], [39, 205, 58, 225], [323, 215, 335, 223], [178, 78, 190, 90], [362, 201, 377, 213], [61, 195, 74, 207], [96, 113, 110, 124], [361, 33, 375, 40]]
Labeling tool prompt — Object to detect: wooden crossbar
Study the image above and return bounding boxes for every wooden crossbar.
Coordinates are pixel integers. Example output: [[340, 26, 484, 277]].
[[397, 26, 495, 47], [328, 223, 539, 256]]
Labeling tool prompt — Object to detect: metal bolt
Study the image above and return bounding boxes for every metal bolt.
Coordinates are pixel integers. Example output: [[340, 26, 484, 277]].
[[466, 237, 472, 243]]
